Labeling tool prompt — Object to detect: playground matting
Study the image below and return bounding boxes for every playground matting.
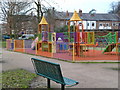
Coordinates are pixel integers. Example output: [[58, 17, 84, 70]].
[[14, 48, 119, 61]]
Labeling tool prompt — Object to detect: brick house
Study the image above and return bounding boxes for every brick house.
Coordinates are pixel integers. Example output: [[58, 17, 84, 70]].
[[55, 10, 120, 30]]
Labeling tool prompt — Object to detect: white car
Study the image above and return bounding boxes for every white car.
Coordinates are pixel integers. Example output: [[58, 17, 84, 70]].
[[18, 34, 34, 40]]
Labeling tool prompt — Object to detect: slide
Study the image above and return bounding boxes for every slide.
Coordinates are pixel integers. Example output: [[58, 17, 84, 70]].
[[102, 43, 116, 53], [31, 37, 38, 50]]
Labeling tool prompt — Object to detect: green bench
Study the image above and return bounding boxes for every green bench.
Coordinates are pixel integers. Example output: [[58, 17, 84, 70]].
[[31, 58, 79, 90]]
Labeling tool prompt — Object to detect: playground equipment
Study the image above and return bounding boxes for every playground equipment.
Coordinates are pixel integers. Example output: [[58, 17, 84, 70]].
[[37, 16, 54, 53], [67, 11, 95, 60], [6, 11, 120, 61], [96, 31, 120, 54]]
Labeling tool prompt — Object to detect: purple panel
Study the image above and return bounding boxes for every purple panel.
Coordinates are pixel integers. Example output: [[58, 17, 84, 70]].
[[42, 31, 48, 41], [118, 31, 120, 38], [11, 43, 14, 50], [70, 32, 75, 36], [56, 33, 64, 41], [56, 42, 69, 52]]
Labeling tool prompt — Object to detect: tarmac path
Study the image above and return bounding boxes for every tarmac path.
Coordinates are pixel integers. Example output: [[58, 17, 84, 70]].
[[1, 49, 119, 88]]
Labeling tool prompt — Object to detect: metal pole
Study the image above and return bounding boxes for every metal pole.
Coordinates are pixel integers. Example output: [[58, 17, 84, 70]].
[[47, 78, 50, 88], [61, 84, 65, 90]]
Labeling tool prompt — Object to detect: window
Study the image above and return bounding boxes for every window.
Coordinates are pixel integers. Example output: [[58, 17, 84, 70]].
[[92, 23, 94, 26], [87, 23, 89, 26], [22, 36, 26, 38], [112, 23, 116, 26], [99, 24, 102, 26], [106, 23, 109, 26], [79, 24, 82, 26], [115, 23, 118, 26]]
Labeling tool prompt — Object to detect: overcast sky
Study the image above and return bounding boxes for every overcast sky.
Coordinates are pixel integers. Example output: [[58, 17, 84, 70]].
[[53, 0, 119, 13], [0, 0, 119, 24]]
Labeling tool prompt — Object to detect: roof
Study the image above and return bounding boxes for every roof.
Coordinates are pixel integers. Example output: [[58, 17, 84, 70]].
[[39, 16, 48, 25], [70, 11, 82, 21], [55, 12, 120, 21], [81, 13, 120, 21]]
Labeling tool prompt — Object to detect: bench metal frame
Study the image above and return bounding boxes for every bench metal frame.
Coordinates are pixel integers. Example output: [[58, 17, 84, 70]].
[[31, 58, 79, 90]]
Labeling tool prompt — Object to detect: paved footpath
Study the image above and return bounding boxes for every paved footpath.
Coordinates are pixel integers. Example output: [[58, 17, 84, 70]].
[[2, 49, 119, 88]]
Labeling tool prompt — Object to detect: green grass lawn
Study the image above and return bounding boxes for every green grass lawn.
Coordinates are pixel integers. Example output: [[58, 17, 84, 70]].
[[2, 41, 6, 48], [0, 41, 6, 48], [1, 69, 37, 88], [0, 73, 2, 89]]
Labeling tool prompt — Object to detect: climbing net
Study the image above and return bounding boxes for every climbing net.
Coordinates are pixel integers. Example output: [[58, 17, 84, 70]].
[[96, 32, 117, 47]]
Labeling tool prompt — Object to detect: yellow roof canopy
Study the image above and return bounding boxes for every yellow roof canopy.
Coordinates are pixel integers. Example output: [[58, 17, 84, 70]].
[[70, 11, 82, 21], [39, 16, 48, 25]]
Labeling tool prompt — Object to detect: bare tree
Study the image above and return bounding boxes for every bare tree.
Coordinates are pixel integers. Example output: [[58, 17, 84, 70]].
[[1, 0, 33, 38], [34, 0, 58, 23], [45, 7, 59, 31], [34, 0, 43, 23], [109, 1, 120, 15]]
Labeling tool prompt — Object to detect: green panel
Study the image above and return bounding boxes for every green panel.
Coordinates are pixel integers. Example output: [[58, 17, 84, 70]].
[[38, 33, 42, 41], [70, 38, 74, 42], [49, 44, 52, 52], [42, 42, 48, 51], [63, 32, 69, 40], [69, 32, 74, 42], [87, 32, 90, 44], [63, 32, 68, 35], [102, 44, 116, 53], [48, 33, 52, 41], [96, 32, 117, 45]]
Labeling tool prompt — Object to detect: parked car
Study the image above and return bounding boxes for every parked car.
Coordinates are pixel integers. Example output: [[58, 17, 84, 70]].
[[18, 34, 34, 40], [2, 35, 10, 40]]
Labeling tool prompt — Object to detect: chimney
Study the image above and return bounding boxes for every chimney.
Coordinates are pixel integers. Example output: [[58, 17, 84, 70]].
[[79, 9, 82, 17], [91, 14, 95, 17], [66, 10, 69, 17]]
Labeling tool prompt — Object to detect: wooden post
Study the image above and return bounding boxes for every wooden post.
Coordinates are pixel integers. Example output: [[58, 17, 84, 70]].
[[51, 42, 53, 58], [93, 32, 95, 44], [73, 22, 75, 32], [14, 40, 15, 51], [116, 43, 118, 55], [23, 40, 25, 52], [82, 23, 84, 32], [68, 21, 70, 32], [68, 21, 70, 42], [73, 43, 75, 61]]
